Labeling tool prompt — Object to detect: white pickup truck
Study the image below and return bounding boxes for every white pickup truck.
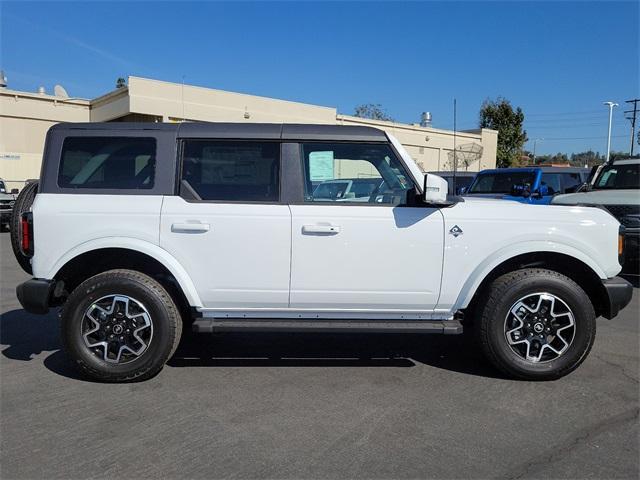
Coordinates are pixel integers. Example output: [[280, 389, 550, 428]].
[[13, 122, 632, 382]]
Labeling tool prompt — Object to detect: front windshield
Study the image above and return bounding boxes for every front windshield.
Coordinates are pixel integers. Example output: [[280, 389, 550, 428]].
[[468, 172, 536, 194], [313, 181, 350, 200], [593, 163, 640, 190]]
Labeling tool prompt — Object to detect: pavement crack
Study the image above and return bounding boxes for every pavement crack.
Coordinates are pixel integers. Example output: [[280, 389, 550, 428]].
[[502, 407, 640, 480], [594, 353, 639, 384]]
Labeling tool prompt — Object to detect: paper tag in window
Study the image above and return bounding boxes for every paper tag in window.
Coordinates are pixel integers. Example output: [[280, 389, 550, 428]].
[[309, 151, 334, 181]]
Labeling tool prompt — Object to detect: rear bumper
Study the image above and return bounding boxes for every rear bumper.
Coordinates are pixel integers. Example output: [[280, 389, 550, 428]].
[[602, 276, 634, 319], [16, 279, 55, 314]]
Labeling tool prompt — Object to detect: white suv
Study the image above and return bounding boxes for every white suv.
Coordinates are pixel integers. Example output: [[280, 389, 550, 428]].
[[13, 122, 633, 382]]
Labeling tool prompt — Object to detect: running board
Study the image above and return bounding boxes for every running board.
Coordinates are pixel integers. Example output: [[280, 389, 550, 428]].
[[192, 319, 463, 335]]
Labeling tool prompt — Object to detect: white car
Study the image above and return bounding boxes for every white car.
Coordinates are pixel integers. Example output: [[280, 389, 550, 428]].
[[14, 122, 633, 382]]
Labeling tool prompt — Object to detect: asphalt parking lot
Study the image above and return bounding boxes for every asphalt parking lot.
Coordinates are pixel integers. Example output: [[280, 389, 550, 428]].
[[1, 231, 638, 480]]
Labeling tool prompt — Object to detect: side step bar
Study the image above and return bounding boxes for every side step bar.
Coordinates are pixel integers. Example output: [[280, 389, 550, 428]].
[[192, 319, 463, 335]]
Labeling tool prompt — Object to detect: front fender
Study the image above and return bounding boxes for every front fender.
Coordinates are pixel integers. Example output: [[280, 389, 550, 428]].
[[451, 240, 608, 311], [45, 237, 203, 308]]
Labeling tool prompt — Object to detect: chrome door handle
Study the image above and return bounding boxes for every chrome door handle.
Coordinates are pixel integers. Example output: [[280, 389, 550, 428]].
[[302, 224, 341, 235], [171, 222, 210, 233]]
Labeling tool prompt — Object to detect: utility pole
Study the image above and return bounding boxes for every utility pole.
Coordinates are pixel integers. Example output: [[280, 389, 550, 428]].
[[624, 98, 639, 156], [604, 101, 618, 163]]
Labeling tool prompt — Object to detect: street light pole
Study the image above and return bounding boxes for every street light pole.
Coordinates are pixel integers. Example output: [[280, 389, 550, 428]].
[[604, 101, 618, 163], [532, 138, 543, 164]]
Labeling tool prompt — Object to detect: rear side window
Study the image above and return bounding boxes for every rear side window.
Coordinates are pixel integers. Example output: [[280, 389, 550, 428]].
[[181, 140, 280, 202], [58, 137, 156, 189]]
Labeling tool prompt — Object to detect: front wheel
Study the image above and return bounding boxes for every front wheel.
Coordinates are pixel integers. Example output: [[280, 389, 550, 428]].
[[476, 268, 596, 380], [61, 269, 182, 382]]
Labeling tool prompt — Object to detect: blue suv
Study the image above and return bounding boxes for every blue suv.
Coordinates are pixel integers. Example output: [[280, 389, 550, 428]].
[[463, 167, 590, 204]]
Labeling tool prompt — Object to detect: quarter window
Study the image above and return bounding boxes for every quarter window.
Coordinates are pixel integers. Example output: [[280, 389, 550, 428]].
[[58, 137, 156, 189], [181, 140, 280, 202], [301, 143, 413, 205]]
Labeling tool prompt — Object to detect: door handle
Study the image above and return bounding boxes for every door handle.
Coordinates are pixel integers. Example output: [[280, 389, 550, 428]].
[[302, 224, 341, 235], [171, 222, 210, 233]]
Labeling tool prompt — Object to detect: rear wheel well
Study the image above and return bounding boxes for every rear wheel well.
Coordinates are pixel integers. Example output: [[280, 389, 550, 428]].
[[53, 248, 192, 321], [465, 252, 608, 320]]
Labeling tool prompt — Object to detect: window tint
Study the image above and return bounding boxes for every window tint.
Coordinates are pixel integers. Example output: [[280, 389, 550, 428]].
[[59, 137, 156, 189], [594, 164, 640, 190], [468, 172, 535, 194], [540, 173, 561, 195], [181, 140, 279, 202], [562, 173, 583, 193], [301, 143, 413, 205]]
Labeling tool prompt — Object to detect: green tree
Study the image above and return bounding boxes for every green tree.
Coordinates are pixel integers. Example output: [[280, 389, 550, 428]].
[[479, 97, 528, 168], [353, 104, 393, 122], [116, 77, 127, 89]]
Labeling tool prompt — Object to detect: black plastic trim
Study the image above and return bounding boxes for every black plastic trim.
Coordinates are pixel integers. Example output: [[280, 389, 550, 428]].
[[601, 276, 633, 320], [193, 318, 463, 334], [16, 279, 55, 315]]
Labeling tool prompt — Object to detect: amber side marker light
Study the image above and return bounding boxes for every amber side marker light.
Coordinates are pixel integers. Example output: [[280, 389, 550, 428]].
[[618, 226, 626, 265]]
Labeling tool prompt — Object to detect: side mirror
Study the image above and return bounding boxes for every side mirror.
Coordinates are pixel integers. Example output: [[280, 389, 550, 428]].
[[10, 188, 19, 194], [423, 174, 449, 204]]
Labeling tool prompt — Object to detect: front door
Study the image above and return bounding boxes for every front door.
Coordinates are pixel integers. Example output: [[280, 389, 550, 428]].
[[289, 142, 444, 312], [160, 139, 291, 309]]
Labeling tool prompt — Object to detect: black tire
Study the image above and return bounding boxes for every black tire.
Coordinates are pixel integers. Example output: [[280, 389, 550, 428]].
[[476, 268, 596, 381], [61, 269, 182, 382], [10, 181, 38, 274]]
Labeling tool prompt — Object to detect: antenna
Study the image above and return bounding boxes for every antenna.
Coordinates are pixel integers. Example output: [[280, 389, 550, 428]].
[[54, 84, 69, 98], [452, 98, 457, 195]]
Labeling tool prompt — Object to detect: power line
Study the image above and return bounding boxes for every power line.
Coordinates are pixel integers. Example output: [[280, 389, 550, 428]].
[[535, 134, 627, 141]]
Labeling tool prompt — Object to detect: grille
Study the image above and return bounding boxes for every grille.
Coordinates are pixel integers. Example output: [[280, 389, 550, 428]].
[[603, 204, 640, 219]]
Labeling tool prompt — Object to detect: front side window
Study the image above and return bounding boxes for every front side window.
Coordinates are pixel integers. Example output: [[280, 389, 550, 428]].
[[301, 143, 413, 205], [594, 164, 640, 190], [540, 173, 562, 195], [562, 172, 583, 193], [181, 140, 280, 202], [468, 172, 536, 194], [58, 137, 156, 189]]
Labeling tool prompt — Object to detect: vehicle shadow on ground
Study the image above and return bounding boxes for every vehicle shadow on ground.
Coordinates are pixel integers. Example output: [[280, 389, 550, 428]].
[[168, 328, 503, 378], [0, 308, 503, 380]]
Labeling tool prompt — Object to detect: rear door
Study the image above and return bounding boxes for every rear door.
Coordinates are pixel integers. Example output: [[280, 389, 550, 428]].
[[289, 141, 444, 312], [160, 139, 291, 309]]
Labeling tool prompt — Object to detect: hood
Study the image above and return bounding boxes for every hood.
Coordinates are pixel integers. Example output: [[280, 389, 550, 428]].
[[463, 193, 505, 200], [552, 189, 640, 206]]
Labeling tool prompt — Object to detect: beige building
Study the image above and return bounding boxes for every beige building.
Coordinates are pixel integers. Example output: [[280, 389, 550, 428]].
[[0, 76, 497, 190]]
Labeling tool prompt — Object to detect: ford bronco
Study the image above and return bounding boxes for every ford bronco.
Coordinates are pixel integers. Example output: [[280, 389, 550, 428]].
[[13, 122, 633, 382]]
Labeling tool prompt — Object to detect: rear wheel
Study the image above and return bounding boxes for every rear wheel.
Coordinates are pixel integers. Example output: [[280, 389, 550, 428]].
[[476, 268, 596, 380], [10, 181, 38, 274], [61, 269, 182, 382]]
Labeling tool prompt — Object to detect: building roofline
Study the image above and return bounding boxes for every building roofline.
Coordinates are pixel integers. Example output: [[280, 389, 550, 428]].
[[127, 76, 338, 112], [0, 88, 90, 105]]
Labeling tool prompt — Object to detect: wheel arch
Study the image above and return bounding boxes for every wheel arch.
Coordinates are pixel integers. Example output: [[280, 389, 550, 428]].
[[48, 239, 202, 309], [458, 250, 610, 319]]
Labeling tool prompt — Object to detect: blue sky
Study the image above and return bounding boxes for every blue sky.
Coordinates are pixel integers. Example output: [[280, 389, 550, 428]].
[[2, 0, 638, 155]]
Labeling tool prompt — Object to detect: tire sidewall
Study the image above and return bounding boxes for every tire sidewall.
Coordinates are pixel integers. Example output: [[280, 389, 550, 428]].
[[62, 275, 176, 378], [485, 273, 595, 378]]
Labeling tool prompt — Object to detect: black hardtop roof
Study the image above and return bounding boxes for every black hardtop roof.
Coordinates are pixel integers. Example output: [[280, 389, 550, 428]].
[[478, 166, 590, 174], [50, 122, 388, 142]]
